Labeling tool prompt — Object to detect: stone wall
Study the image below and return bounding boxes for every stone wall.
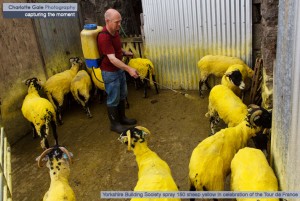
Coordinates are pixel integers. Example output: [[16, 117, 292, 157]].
[[0, 1, 45, 144], [257, 0, 278, 109], [253, 0, 262, 62]]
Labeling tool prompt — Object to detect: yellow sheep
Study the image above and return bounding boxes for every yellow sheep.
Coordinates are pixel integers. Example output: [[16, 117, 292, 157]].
[[118, 126, 180, 201], [206, 84, 248, 134], [37, 146, 75, 201], [197, 55, 254, 97], [189, 105, 272, 193], [231, 147, 279, 201], [44, 57, 82, 124], [70, 70, 93, 117], [21, 77, 58, 149], [128, 58, 159, 98]]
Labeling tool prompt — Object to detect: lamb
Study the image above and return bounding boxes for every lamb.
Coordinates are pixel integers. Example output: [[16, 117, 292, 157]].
[[118, 126, 180, 201], [230, 147, 279, 201], [205, 84, 248, 134], [43, 57, 82, 124], [37, 146, 75, 201], [128, 58, 159, 98], [197, 55, 254, 97], [189, 105, 272, 199], [70, 70, 93, 118], [21, 77, 58, 149]]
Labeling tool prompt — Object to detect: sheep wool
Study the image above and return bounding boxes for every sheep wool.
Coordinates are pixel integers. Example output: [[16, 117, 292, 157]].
[[90, 67, 105, 90], [70, 70, 93, 117], [128, 58, 155, 85], [206, 85, 248, 127], [119, 126, 180, 201], [189, 120, 262, 191], [43, 58, 82, 123], [21, 78, 57, 149], [197, 55, 254, 81], [231, 147, 279, 201]]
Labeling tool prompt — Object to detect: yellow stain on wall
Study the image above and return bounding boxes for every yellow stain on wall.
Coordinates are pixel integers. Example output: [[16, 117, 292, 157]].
[[119, 36, 251, 89]]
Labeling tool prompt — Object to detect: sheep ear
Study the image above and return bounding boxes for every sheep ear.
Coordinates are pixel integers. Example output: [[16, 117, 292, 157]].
[[69, 57, 75, 63], [22, 79, 28, 84], [24, 78, 31, 86], [224, 71, 232, 77], [118, 131, 130, 144]]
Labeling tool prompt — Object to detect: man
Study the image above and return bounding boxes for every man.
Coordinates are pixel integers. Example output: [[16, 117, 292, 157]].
[[98, 8, 139, 133]]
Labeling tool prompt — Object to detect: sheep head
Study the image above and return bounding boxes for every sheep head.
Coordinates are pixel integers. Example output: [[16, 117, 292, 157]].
[[118, 126, 151, 151], [37, 146, 73, 168], [224, 69, 245, 90], [24, 77, 43, 91], [246, 104, 272, 129], [69, 57, 83, 68]]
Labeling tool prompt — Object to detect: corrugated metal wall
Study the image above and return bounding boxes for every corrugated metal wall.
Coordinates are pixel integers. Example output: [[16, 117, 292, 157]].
[[33, 17, 83, 77], [142, 0, 252, 90]]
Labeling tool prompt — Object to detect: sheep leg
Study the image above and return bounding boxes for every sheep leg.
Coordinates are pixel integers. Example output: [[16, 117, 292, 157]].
[[143, 79, 148, 98], [31, 123, 37, 139], [52, 97, 63, 125], [57, 106, 63, 125], [134, 79, 139, 90], [189, 183, 196, 201], [66, 92, 73, 110], [40, 138, 50, 149], [209, 115, 220, 135], [99, 90, 105, 104], [125, 97, 130, 109], [152, 74, 159, 94], [84, 105, 92, 118], [40, 125, 50, 149], [205, 79, 211, 90], [51, 120, 59, 146], [143, 72, 149, 98], [199, 80, 204, 98]]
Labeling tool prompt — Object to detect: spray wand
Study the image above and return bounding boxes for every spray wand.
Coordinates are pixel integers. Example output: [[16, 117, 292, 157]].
[[140, 77, 197, 100]]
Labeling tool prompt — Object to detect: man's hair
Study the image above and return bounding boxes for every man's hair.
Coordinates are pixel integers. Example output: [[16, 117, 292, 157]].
[[104, 10, 110, 20], [104, 8, 119, 20]]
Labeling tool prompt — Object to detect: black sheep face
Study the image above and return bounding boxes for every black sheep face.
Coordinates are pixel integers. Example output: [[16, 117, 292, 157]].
[[118, 127, 148, 148], [69, 57, 83, 66], [247, 106, 272, 129], [254, 108, 272, 128], [226, 70, 245, 90], [25, 77, 42, 91]]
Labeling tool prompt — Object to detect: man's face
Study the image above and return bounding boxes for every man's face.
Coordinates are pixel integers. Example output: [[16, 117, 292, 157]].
[[107, 13, 122, 32]]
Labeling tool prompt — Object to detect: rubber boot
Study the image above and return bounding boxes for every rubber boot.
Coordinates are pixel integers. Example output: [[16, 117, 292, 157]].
[[118, 99, 137, 125], [107, 106, 127, 133]]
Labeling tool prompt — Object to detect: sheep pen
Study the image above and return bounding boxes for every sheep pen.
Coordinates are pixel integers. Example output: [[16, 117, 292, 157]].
[[13, 84, 244, 201]]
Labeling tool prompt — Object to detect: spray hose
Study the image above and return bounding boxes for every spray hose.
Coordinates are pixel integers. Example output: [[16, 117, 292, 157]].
[[140, 76, 197, 100]]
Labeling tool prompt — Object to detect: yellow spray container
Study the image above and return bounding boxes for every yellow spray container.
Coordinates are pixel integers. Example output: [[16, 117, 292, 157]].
[[80, 24, 103, 68]]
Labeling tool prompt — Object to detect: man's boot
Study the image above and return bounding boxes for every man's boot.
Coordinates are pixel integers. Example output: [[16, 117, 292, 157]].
[[107, 106, 127, 133], [118, 99, 137, 125]]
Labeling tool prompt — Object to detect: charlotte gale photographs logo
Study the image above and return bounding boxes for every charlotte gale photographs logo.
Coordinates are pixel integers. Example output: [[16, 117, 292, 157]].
[[3, 3, 77, 18]]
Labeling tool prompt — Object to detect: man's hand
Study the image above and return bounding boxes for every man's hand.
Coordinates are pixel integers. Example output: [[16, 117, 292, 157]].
[[128, 67, 139, 79], [123, 51, 133, 57]]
